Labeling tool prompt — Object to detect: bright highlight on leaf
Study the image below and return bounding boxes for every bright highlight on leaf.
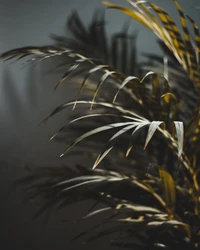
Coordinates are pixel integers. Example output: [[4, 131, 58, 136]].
[[144, 121, 163, 149], [174, 121, 184, 158]]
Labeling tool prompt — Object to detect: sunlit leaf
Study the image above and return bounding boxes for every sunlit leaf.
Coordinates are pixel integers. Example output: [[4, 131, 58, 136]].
[[144, 121, 164, 149], [102, 2, 152, 29], [59, 121, 135, 158], [174, 121, 184, 157], [91, 70, 117, 109]]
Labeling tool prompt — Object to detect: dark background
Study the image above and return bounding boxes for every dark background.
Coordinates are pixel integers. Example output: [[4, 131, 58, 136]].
[[0, 0, 199, 249]]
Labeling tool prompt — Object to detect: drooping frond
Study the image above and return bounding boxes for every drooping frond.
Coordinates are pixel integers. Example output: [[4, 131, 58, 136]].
[[102, 0, 200, 169], [102, 0, 200, 86], [17, 164, 194, 249]]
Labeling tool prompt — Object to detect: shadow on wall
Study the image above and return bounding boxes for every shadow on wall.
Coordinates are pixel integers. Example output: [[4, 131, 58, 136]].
[[0, 6, 125, 249], [0, 60, 120, 250]]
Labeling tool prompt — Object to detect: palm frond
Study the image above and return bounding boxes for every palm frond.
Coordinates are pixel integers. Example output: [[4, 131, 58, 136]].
[[1, 1, 200, 249]]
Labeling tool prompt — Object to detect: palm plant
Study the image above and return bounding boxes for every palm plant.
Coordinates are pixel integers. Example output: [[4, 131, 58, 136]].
[[1, 0, 200, 249]]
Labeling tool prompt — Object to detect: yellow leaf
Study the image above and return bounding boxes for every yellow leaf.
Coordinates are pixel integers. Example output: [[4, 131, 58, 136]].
[[159, 169, 176, 212]]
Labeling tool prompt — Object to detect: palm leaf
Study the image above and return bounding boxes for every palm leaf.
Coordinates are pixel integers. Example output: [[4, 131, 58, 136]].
[[1, 1, 200, 249]]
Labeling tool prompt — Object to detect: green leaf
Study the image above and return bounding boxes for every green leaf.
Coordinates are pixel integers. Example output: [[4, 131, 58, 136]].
[[159, 169, 176, 212]]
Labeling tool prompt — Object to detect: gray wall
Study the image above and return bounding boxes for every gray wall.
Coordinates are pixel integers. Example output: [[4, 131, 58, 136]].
[[0, 0, 200, 249]]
